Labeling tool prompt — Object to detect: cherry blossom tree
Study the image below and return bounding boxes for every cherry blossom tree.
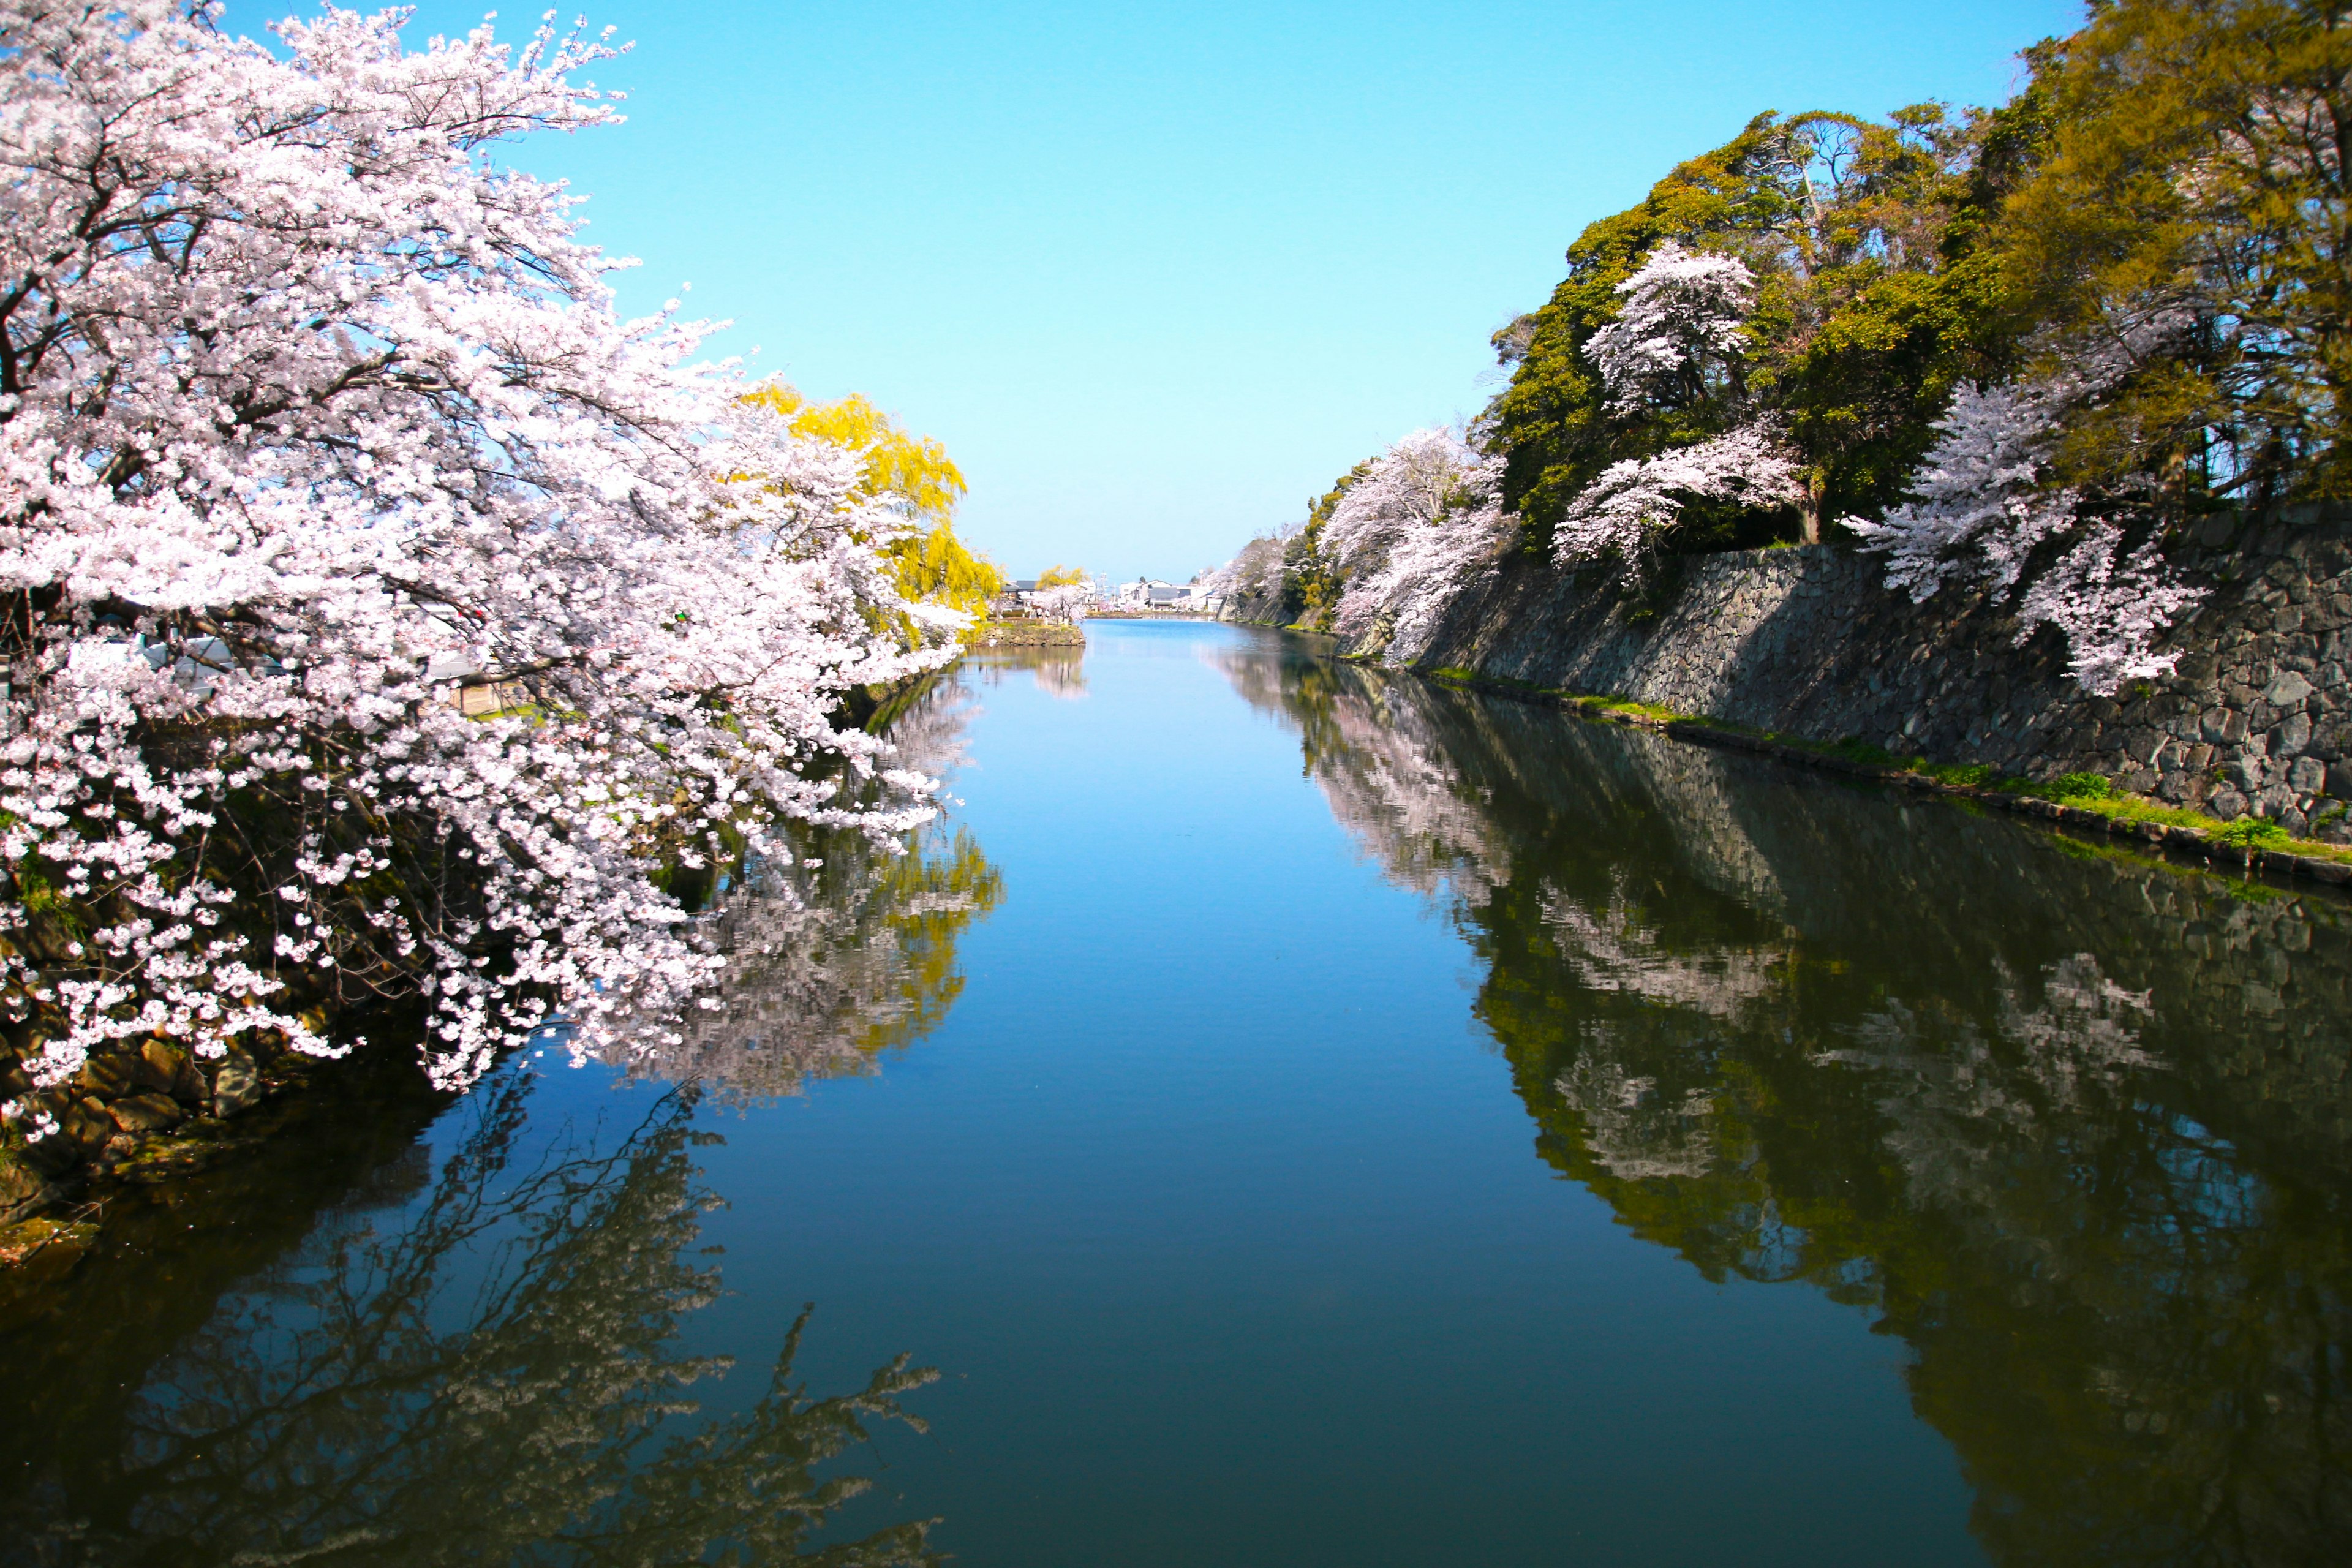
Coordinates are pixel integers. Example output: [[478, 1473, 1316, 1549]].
[[1321, 428, 1517, 666], [1030, 578, 1097, 623], [1551, 243, 1802, 578], [1582, 241, 1757, 415], [0, 2, 958, 1123], [1847, 333, 2207, 695], [1555, 425, 1803, 575]]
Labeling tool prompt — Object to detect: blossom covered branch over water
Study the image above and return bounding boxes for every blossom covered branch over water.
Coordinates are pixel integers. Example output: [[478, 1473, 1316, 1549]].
[[0, 3, 957, 1104]]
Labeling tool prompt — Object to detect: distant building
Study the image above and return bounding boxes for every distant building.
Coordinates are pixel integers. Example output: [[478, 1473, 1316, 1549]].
[[1114, 579, 1222, 614]]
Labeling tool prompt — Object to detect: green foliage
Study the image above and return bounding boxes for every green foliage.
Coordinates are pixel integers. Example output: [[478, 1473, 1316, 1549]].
[[1285, 462, 1368, 628], [2046, 771, 2115, 801], [2216, 816, 2293, 849], [1921, 761, 2003, 788], [1482, 1, 2352, 556], [2003, 0, 2352, 504], [1827, 737, 1902, 767], [1487, 102, 2033, 552]]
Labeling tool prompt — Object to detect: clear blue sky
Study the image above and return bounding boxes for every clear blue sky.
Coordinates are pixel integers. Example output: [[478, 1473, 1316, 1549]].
[[233, 1, 2083, 581]]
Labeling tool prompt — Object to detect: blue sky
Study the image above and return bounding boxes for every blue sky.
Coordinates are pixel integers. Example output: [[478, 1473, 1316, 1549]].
[[236, 1, 2082, 581]]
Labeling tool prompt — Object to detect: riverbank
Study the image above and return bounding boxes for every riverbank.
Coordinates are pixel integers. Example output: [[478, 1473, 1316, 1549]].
[[1225, 508, 2352, 854], [972, 619, 1085, 647], [1390, 660, 2352, 895]]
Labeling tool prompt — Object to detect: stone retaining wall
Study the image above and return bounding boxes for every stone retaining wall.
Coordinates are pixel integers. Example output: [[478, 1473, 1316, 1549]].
[[1321, 511, 2352, 841], [1, 1029, 303, 1228]]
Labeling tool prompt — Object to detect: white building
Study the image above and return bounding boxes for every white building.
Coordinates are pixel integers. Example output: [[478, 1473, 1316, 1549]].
[[1115, 579, 1223, 614]]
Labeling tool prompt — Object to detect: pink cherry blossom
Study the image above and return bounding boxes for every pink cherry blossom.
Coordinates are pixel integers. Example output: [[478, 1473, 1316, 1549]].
[[0, 4, 957, 1106]]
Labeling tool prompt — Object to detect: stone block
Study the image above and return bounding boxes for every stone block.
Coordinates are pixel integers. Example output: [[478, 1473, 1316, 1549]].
[[211, 1047, 262, 1118], [2267, 669, 2316, 707], [107, 1092, 186, 1133], [59, 1096, 112, 1155], [137, 1036, 202, 1100], [74, 1052, 138, 1098], [2292, 756, 2331, 794], [0, 1155, 50, 1212], [2277, 712, 2315, 755], [2211, 788, 2250, 820]]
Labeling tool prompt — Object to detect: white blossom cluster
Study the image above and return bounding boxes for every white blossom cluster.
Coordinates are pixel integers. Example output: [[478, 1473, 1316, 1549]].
[[1553, 243, 1801, 576], [1582, 241, 1757, 414], [1847, 345, 2206, 694], [1322, 428, 1517, 666], [0, 4, 958, 1104], [1556, 424, 1803, 574], [1029, 579, 1098, 623]]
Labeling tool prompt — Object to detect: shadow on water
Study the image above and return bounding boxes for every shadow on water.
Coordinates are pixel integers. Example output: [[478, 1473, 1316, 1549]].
[[1215, 637, 2352, 1568], [1, 1072, 941, 1567], [0, 676, 1008, 1567]]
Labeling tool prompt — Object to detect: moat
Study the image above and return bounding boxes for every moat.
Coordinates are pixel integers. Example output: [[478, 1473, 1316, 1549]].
[[5, 619, 2346, 1566]]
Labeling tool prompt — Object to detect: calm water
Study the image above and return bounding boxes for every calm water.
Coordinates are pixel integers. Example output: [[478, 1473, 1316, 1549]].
[[5, 620, 2349, 1566]]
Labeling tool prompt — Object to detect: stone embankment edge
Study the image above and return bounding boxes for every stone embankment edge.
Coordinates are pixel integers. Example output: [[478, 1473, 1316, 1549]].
[[1380, 657, 2352, 894], [969, 619, 1085, 647]]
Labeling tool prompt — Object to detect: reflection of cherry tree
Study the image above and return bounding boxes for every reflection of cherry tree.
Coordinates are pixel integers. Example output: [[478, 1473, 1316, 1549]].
[[1, 1072, 941, 1565], [1221, 633, 2352, 1559], [1311, 705, 1510, 905], [1817, 954, 2166, 1218], [594, 681, 1001, 1101], [1539, 875, 1784, 1020], [609, 822, 1003, 1102], [1555, 1039, 1719, 1182], [1210, 645, 1510, 906]]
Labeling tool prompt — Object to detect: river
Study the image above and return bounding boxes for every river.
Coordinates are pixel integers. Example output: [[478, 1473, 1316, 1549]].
[[3, 619, 2346, 1566]]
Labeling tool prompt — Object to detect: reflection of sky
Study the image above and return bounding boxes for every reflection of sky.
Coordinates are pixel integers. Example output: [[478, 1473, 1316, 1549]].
[[21, 622, 2352, 1567]]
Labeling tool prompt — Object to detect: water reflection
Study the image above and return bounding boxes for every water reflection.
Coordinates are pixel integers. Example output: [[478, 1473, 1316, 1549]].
[[611, 678, 1004, 1101], [967, 643, 1087, 699], [0, 1071, 940, 1566], [1216, 639, 2352, 1566], [0, 682, 1001, 1565]]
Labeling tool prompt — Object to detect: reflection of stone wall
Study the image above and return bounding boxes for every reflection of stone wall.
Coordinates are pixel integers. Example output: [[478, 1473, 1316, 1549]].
[[1293, 512, 2352, 834], [1215, 636, 2352, 1562]]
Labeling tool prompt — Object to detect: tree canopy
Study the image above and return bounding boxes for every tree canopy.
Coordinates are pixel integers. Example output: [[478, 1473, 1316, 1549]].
[[1216, 0, 2342, 693]]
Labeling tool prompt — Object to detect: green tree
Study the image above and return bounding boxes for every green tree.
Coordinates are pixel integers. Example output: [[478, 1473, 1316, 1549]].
[[2002, 0, 2352, 506], [1488, 102, 2040, 552]]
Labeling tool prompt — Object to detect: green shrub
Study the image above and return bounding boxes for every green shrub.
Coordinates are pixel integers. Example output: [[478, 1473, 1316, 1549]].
[[2046, 772, 2114, 801], [2215, 817, 2290, 850]]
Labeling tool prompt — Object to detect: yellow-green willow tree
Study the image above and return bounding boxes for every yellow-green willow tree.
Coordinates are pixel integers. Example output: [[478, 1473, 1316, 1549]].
[[739, 384, 1006, 639]]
